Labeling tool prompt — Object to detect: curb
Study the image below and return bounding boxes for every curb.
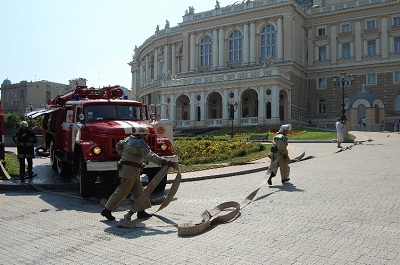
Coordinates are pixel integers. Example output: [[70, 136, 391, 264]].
[[167, 149, 306, 184]]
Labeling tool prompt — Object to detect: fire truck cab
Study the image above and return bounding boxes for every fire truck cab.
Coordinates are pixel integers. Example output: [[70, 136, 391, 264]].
[[27, 85, 177, 198]]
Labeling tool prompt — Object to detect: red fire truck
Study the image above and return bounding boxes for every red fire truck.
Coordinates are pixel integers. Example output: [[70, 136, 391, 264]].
[[27, 85, 177, 198]]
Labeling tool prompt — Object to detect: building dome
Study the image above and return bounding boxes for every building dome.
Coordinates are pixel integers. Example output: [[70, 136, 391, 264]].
[[2, 78, 11, 86]]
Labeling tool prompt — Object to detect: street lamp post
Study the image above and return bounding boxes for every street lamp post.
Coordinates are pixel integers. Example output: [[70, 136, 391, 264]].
[[332, 72, 354, 122], [227, 102, 238, 139]]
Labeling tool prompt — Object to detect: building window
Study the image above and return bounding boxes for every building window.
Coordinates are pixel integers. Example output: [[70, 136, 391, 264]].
[[260, 25, 276, 58], [342, 42, 351, 59], [160, 62, 166, 75], [394, 36, 400, 53], [341, 24, 350, 33], [395, 95, 400, 112], [366, 20, 376, 29], [228, 30, 242, 62], [367, 73, 377, 85], [200, 35, 212, 66], [317, 27, 326, 36], [46, 91, 51, 101], [318, 78, 327, 89], [367, 40, 376, 56], [394, 71, 400, 84], [318, 99, 326, 114], [393, 17, 400, 26], [319, 46, 327, 61]]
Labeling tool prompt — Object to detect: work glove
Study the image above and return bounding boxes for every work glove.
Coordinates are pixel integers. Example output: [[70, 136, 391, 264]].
[[282, 154, 288, 160]]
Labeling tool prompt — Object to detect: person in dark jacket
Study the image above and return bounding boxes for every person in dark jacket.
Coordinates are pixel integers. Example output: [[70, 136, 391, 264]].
[[13, 121, 38, 182]]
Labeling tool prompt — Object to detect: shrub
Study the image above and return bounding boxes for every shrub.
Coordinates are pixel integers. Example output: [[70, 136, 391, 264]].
[[174, 139, 263, 165]]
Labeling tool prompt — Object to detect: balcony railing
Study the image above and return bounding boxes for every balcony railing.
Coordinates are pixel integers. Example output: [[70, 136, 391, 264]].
[[207, 119, 223, 127], [162, 67, 279, 88], [241, 118, 259, 126]]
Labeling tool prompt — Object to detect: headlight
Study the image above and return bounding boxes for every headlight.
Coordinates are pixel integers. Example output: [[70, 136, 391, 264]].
[[93, 146, 102, 155], [160, 143, 168, 151]]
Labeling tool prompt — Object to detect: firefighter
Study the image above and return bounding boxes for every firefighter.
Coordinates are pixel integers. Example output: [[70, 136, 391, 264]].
[[101, 126, 173, 221], [267, 124, 292, 185], [13, 121, 38, 182]]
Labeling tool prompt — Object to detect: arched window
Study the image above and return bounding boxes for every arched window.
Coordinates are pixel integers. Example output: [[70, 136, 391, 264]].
[[266, 102, 271, 119], [229, 30, 242, 62], [318, 99, 326, 114], [200, 36, 212, 66], [260, 25, 276, 58], [197, 106, 201, 121]]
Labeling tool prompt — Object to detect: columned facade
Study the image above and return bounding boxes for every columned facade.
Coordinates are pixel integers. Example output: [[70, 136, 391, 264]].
[[129, 0, 400, 131]]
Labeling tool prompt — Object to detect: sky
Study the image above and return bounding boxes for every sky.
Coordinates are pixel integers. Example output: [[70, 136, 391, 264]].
[[0, 0, 235, 89]]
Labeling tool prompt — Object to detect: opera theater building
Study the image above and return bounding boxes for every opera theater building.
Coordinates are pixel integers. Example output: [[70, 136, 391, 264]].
[[129, 0, 400, 131]]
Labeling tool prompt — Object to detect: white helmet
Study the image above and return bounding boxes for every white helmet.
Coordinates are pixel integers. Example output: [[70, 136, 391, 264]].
[[20, 121, 29, 128], [134, 126, 149, 135], [278, 124, 292, 133]]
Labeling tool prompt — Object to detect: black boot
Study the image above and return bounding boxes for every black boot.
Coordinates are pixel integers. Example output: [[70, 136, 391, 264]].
[[20, 176, 25, 183], [267, 173, 275, 185], [28, 172, 37, 178], [282, 178, 290, 184], [101, 208, 115, 221], [137, 210, 152, 219]]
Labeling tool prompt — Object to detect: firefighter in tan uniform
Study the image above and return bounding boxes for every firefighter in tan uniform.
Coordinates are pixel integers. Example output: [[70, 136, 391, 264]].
[[267, 124, 291, 185], [101, 126, 172, 221]]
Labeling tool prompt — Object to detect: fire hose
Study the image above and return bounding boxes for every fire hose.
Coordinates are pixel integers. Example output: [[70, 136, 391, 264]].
[[117, 160, 274, 236], [117, 162, 182, 228]]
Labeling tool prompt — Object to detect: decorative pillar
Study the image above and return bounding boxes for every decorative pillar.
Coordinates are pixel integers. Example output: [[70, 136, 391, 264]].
[[182, 32, 189, 73], [243, 23, 249, 66], [190, 93, 195, 121], [139, 62, 144, 86], [223, 89, 229, 120], [164, 44, 169, 74], [154, 48, 158, 80], [171, 43, 176, 77], [190, 33, 195, 72], [250, 21, 256, 64], [212, 28, 219, 69], [355, 21, 362, 62], [200, 91, 205, 124], [218, 27, 224, 69], [258, 86, 265, 119], [131, 68, 138, 100], [331, 25, 337, 64], [161, 94, 166, 119], [145, 54, 150, 82], [271, 85, 280, 122], [381, 17, 388, 59], [277, 16, 283, 60], [170, 94, 175, 122]]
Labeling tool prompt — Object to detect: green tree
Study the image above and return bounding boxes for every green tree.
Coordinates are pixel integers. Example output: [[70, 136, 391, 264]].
[[4, 113, 24, 129], [4, 112, 38, 130]]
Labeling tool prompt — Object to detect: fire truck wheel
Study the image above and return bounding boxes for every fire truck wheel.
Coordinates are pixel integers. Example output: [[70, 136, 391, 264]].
[[35, 146, 50, 157], [49, 141, 57, 170], [146, 168, 167, 192], [57, 160, 71, 178], [78, 155, 96, 198]]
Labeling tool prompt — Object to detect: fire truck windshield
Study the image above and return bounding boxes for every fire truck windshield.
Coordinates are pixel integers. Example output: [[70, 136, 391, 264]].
[[84, 105, 144, 122]]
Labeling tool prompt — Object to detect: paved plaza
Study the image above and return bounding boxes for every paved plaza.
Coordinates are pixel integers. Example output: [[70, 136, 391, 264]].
[[1, 131, 399, 264]]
